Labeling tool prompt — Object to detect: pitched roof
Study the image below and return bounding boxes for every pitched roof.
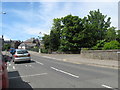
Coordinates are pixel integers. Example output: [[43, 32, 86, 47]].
[[24, 38, 34, 43], [19, 43, 27, 47]]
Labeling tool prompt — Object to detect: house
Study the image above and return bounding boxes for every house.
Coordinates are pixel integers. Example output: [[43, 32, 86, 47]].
[[18, 43, 27, 49], [11, 40, 21, 49], [18, 38, 40, 50]]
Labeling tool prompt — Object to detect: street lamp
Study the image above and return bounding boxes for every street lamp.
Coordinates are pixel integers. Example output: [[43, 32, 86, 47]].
[[38, 32, 43, 53], [2, 12, 6, 14]]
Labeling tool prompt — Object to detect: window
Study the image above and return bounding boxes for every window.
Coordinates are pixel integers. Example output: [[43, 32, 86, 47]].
[[17, 50, 28, 54]]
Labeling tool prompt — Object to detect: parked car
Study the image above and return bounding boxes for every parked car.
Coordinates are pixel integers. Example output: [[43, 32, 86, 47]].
[[0, 54, 9, 89], [13, 49, 31, 63], [9, 48, 16, 55]]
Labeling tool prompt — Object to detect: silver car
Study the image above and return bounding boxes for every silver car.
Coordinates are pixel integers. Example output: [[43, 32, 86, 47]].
[[13, 49, 31, 63]]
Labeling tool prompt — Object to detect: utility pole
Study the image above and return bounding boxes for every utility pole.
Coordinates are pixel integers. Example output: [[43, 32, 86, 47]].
[[38, 32, 42, 53]]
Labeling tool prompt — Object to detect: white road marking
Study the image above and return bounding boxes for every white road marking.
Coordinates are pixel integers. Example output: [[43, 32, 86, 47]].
[[51, 58, 56, 59], [13, 66, 16, 70], [42, 56, 54, 59], [25, 65, 28, 67], [36, 61, 44, 65], [51, 67, 79, 78], [9, 63, 11, 66], [102, 84, 113, 89], [7, 67, 9, 71], [9, 73, 48, 79], [29, 65, 34, 68]]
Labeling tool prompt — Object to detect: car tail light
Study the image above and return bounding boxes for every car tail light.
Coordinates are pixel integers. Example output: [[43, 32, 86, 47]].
[[14, 55, 18, 58], [28, 54, 30, 57]]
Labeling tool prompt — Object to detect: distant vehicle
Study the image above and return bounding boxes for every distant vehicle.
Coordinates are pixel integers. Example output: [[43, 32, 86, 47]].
[[9, 48, 16, 55], [0, 54, 9, 89], [13, 49, 31, 63]]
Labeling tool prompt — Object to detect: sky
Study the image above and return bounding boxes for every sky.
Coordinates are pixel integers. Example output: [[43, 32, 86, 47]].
[[0, 0, 119, 41]]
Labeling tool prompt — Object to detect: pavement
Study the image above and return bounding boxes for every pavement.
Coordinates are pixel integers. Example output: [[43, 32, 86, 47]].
[[28, 51, 119, 69]]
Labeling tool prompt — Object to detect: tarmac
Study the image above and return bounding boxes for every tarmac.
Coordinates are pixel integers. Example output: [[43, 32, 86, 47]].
[[29, 51, 119, 69]]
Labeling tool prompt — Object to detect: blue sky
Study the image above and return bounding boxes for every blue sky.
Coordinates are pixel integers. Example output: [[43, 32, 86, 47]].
[[0, 1, 118, 41]]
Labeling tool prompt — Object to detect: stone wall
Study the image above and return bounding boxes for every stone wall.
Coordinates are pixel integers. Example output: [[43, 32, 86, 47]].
[[81, 50, 119, 61]]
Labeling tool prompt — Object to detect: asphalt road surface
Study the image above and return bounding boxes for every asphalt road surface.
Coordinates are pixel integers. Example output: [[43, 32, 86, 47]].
[[7, 53, 119, 89]]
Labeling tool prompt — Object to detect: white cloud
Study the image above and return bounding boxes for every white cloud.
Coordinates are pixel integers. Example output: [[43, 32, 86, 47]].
[[3, 35, 11, 40], [23, 26, 49, 36], [2, 2, 118, 41]]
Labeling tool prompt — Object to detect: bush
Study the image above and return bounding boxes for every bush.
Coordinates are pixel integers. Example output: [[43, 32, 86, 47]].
[[81, 48, 89, 50], [91, 40, 106, 50], [102, 40, 120, 50], [41, 48, 48, 53], [28, 47, 39, 52]]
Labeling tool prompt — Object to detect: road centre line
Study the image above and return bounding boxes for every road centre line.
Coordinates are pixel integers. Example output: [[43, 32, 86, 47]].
[[51, 67, 79, 78], [36, 61, 44, 65], [102, 84, 113, 89], [9, 73, 48, 79]]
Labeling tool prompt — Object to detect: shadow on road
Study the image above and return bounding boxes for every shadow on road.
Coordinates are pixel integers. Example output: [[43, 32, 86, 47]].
[[8, 71, 33, 89], [14, 60, 36, 64]]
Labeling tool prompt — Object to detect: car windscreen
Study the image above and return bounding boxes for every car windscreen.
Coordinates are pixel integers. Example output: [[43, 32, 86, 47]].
[[17, 50, 28, 54]]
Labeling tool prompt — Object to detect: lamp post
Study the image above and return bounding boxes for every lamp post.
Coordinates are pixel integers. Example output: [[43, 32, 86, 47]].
[[38, 32, 42, 53]]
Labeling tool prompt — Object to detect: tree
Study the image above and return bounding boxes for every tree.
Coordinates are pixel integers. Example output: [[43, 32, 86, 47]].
[[105, 27, 117, 41], [60, 15, 83, 53], [42, 34, 50, 50], [50, 18, 61, 51], [116, 30, 120, 42], [82, 9, 111, 47], [43, 9, 112, 53]]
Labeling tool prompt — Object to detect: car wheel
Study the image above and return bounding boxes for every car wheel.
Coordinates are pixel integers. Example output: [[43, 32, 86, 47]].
[[28, 60, 31, 63]]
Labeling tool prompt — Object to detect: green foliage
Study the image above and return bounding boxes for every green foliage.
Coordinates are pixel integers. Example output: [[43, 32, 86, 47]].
[[105, 27, 117, 41], [82, 9, 111, 47], [42, 34, 50, 50], [60, 15, 83, 53], [42, 9, 114, 53], [92, 40, 106, 50], [50, 18, 61, 51], [81, 48, 89, 50], [102, 40, 120, 50], [41, 48, 48, 53], [3, 44, 11, 51], [116, 30, 120, 42], [28, 47, 39, 52]]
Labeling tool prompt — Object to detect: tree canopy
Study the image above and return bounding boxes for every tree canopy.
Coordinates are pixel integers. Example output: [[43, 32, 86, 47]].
[[42, 9, 118, 53]]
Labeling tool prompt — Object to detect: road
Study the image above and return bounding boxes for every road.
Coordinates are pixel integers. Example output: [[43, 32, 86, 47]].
[[7, 52, 118, 89]]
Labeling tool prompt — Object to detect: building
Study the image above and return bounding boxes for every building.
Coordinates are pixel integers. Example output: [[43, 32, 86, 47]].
[[18, 38, 40, 50], [18, 43, 27, 49]]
